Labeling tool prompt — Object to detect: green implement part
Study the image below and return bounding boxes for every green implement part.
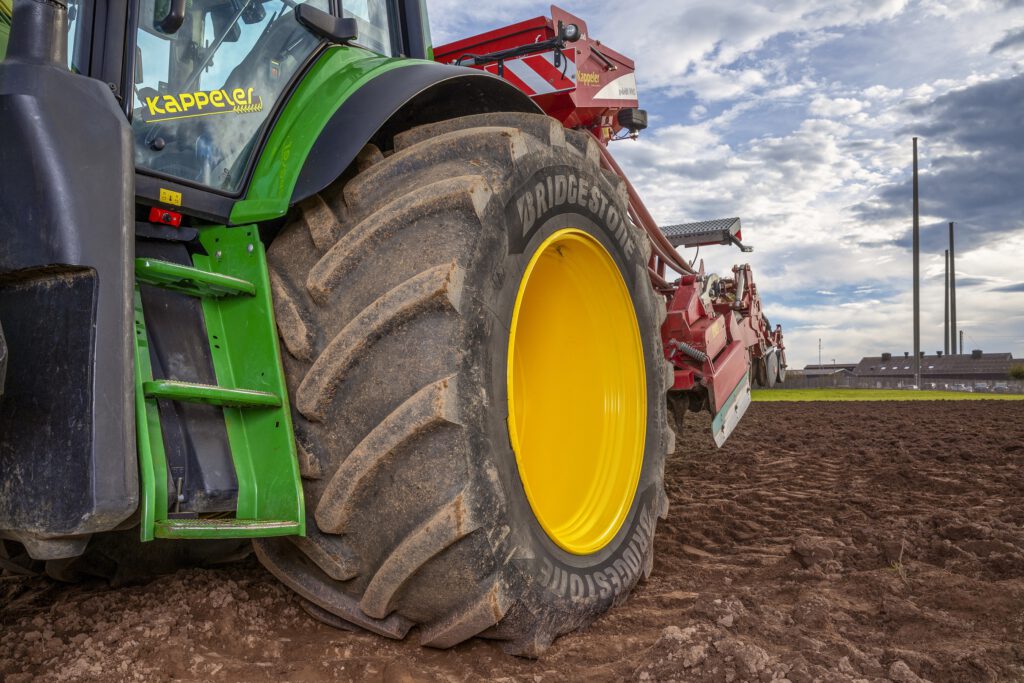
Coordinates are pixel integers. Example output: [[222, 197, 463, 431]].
[[133, 225, 304, 541]]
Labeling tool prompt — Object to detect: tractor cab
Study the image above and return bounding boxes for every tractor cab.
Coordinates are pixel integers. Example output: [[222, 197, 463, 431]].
[[131, 0, 330, 192], [129, 0, 399, 192], [1, 0, 423, 195]]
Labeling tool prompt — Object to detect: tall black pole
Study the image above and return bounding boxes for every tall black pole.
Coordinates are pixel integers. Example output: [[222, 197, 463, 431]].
[[949, 221, 957, 355], [912, 138, 921, 388], [944, 249, 950, 355]]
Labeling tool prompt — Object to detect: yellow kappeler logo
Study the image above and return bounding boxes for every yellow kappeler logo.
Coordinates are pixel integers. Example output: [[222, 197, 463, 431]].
[[142, 88, 263, 123], [577, 71, 600, 87]]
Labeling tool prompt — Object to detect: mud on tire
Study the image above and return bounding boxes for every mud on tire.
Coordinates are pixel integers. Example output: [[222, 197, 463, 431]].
[[254, 113, 673, 656]]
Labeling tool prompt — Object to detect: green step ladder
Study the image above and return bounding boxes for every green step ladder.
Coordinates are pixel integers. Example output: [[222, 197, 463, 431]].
[[133, 226, 305, 541]]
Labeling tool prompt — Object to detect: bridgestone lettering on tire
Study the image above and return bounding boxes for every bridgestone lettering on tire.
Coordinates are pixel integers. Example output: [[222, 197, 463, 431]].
[[254, 113, 673, 656]]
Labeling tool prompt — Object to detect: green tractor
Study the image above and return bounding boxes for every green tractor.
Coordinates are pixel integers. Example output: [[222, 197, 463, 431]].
[[0, 0, 674, 654]]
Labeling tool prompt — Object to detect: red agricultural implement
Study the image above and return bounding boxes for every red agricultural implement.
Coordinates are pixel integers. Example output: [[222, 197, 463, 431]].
[[437, 5, 787, 445]]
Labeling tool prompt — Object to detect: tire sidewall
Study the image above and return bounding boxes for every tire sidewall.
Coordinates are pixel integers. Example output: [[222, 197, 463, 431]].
[[467, 150, 666, 620]]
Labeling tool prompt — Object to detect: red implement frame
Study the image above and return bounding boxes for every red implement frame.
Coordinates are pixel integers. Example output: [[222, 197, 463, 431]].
[[437, 5, 787, 445]]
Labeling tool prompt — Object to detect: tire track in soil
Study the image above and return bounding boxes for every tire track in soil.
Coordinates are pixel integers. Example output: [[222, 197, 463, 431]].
[[2, 401, 1023, 681]]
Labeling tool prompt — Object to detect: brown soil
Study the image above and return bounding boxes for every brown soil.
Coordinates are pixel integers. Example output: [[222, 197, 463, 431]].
[[2, 401, 1023, 682]]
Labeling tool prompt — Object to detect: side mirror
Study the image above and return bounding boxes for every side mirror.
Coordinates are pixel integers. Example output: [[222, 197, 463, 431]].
[[157, 0, 186, 34], [134, 46, 143, 83], [295, 4, 357, 44]]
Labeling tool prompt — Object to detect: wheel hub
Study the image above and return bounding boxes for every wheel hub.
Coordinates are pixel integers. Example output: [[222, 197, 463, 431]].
[[507, 229, 647, 555]]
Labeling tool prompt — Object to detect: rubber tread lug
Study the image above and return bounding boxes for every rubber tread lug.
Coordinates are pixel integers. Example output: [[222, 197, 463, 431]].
[[254, 539, 414, 639], [306, 176, 490, 303], [269, 269, 315, 362], [287, 530, 358, 581], [359, 491, 481, 619], [393, 112, 564, 151], [344, 127, 526, 211], [296, 262, 465, 421], [420, 576, 511, 649], [296, 442, 323, 480], [315, 375, 461, 533], [300, 194, 343, 253]]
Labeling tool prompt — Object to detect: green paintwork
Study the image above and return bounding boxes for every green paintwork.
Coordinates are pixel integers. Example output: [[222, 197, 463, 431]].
[[229, 45, 430, 225], [191, 226, 305, 536], [154, 518, 301, 539], [133, 288, 168, 542], [133, 225, 304, 541], [0, 24, 9, 63], [143, 380, 281, 408], [135, 257, 256, 297]]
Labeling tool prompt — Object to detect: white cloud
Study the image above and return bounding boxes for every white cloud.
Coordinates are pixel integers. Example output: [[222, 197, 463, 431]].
[[427, 1, 1024, 365], [808, 95, 865, 117]]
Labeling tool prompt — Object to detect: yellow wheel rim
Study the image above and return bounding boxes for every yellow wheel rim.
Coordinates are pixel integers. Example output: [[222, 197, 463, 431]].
[[507, 228, 647, 555]]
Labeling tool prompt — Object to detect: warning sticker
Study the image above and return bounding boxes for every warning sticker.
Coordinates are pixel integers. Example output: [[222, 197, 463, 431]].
[[141, 88, 264, 124], [159, 188, 183, 206]]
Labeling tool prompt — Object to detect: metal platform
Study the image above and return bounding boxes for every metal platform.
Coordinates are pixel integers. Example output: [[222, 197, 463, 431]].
[[659, 217, 752, 252]]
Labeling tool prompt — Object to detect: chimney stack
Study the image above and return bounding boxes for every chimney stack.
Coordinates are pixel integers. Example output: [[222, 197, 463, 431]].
[[944, 249, 950, 356], [949, 222, 957, 355], [912, 139, 921, 388]]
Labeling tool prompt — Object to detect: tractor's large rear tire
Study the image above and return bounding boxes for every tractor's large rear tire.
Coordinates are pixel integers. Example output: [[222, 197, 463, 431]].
[[254, 113, 673, 655]]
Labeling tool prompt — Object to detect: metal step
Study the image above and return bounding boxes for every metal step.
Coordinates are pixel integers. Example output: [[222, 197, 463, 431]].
[[142, 379, 281, 408], [133, 226, 304, 543], [154, 518, 302, 539], [135, 257, 256, 298]]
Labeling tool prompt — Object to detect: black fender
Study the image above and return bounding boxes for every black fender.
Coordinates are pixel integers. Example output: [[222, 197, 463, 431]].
[[291, 62, 541, 205]]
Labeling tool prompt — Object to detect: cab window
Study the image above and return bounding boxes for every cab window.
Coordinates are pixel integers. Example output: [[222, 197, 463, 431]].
[[341, 0, 395, 56], [132, 0, 335, 193]]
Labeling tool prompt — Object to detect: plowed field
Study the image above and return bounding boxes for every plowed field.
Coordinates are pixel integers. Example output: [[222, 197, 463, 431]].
[[3, 401, 1023, 682]]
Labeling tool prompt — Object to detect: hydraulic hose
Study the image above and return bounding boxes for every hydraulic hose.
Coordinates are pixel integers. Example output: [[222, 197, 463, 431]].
[[594, 138, 696, 277]]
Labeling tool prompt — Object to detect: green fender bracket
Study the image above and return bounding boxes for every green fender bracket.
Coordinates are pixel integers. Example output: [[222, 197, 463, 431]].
[[230, 46, 427, 225]]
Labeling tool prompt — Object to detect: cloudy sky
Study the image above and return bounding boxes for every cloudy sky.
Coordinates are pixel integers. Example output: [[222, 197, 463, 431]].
[[427, 0, 1024, 367]]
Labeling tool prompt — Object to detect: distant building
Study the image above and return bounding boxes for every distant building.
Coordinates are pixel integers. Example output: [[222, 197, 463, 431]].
[[853, 351, 1015, 383], [802, 363, 857, 377]]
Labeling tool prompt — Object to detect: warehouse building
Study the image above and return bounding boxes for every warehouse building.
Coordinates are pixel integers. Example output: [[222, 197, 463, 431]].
[[782, 353, 1020, 391], [802, 363, 858, 377], [852, 351, 1017, 389]]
